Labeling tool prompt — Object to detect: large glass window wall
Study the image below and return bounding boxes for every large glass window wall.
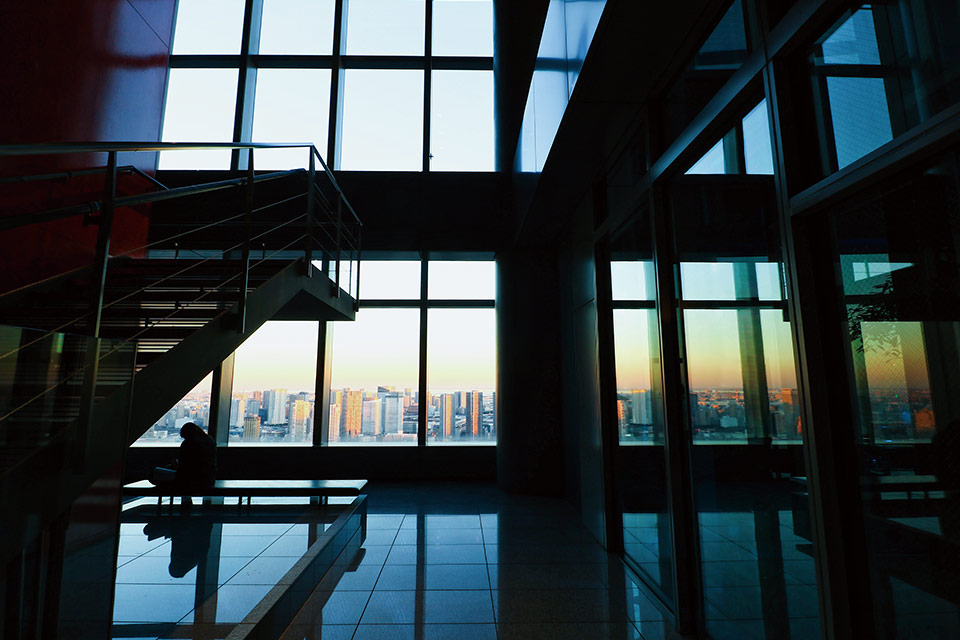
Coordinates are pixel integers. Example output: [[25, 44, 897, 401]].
[[328, 257, 496, 446], [161, 0, 494, 172]]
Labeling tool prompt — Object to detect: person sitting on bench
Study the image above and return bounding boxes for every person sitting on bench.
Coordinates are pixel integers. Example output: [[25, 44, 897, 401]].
[[151, 422, 217, 503]]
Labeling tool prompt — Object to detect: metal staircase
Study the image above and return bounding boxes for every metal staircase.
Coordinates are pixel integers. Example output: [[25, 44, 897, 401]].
[[0, 142, 361, 570]]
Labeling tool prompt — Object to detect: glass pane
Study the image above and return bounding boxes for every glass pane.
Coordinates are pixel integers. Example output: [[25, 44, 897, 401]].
[[807, 3, 960, 176], [252, 69, 331, 169], [339, 70, 424, 171], [160, 69, 238, 169], [345, 0, 426, 55], [135, 373, 213, 445], [686, 140, 725, 175], [329, 309, 420, 445], [613, 309, 672, 599], [828, 151, 960, 638], [229, 321, 318, 444], [611, 261, 654, 301], [428, 261, 495, 300], [430, 70, 495, 171], [743, 100, 774, 175], [427, 309, 496, 444], [671, 163, 818, 639], [172, 0, 245, 54], [259, 0, 336, 54], [358, 260, 422, 299], [432, 0, 493, 57]]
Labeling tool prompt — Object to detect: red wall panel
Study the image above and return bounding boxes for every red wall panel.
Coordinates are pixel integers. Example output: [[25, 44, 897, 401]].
[[0, 0, 175, 296]]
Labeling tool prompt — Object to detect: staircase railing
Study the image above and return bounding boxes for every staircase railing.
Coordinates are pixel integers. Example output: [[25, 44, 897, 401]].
[[0, 141, 360, 465]]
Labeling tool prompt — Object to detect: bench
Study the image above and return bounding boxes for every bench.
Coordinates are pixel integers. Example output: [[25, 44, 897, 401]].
[[123, 479, 367, 507]]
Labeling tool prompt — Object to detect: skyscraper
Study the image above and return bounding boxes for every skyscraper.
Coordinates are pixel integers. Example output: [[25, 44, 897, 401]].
[[243, 415, 261, 442], [440, 393, 455, 439], [465, 390, 481, 437], [361, 398, 381, 436], [328, 402, 341, 442], [342, 390, 362, 437], [382, 392, 403, 434], [291, 400, 311, 441]]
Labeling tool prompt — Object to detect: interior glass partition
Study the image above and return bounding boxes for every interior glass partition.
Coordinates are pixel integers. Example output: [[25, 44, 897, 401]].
[[671, 166, 820, 637], [825, 149, 960, 639], [609, 211, 675, 605]]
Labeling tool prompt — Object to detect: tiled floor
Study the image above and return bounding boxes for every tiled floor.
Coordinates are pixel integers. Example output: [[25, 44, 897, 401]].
[[111, 485, 674, 639], [281, 484, 672, 640]]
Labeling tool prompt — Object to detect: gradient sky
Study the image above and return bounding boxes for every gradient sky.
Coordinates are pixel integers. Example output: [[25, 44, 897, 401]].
[[233, 321, 319, 392]]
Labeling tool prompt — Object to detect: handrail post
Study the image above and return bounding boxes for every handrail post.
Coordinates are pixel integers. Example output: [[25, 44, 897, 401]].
[[334, 195, 343, 297], [305, 151, 315, 276], [76, 151, 117, 470], [89, 151, 117, 337], [354, 225, 361, 311], [238, 148, 254, 332]]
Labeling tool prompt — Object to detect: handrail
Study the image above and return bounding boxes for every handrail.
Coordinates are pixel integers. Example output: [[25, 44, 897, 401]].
[[0, 165, 167, 189], [0, 169, 301, 232], [0, 141, 361, 333]]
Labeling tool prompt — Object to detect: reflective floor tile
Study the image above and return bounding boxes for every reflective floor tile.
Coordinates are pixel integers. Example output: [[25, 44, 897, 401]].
[[353, 624, 414, 640], [423, 623, 497, 640], [113, 584, 197, 623], [328, 565, 383, 591], [493, 589, 629, 623], [180, 584, 274, 623], [279, 624, 356, 640], [212, 536, 278, 557], [363, 529, 401, 545], [359, 591, 416, 624], [424, 515, 482, 529], [295, 589, 370, 625], [423, 590, 495, 623], [497, 622, 643, 640], [424, 564, 490, 590], [224, 555, 300, 585], [118, 535, 170, 557], [261, 535, 312, 557], [366, 515, 405, 530], [375, 564, 418, 590], [487, 564, 607, 590], [425, 528, 485, 545]]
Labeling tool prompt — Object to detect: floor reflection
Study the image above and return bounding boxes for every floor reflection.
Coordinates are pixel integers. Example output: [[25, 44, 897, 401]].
[[282, 484, 672, 640]]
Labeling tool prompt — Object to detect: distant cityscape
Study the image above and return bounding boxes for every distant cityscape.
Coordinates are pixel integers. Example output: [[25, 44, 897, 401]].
[[138, 383, 932, 445], [617, 386, 935, 444], [139, 385, 496, 444]]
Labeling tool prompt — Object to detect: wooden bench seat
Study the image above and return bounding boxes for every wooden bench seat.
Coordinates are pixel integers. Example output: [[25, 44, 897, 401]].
[[123, 479, 367, 500]]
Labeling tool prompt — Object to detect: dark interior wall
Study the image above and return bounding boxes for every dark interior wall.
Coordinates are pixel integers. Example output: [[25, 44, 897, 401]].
[[125, 446, 496, 484], [558, 197, 609, 544], [495, 246, 565, 495], [0, 0, 174, 293]]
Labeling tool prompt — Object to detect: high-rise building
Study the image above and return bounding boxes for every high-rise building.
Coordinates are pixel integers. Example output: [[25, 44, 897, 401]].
[[242, 415, 260, 442], [265, 389, 287, 425], [465, 391, 481, 437], [440, 393, 455, 439], [342, 390, 362, 437], [361, 398, 381, 436], [327, 402, 341, 442], [630, 389, 650, 425], [382, 392, 403, 434], [291, 400, 311, 441]]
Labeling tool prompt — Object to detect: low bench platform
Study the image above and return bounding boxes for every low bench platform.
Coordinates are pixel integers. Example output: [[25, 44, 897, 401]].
[[123, 479, 367, 502]]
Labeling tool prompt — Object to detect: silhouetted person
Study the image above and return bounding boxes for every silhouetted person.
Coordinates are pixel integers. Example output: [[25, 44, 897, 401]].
[[152, 422, 217, 505], [933, 420, 960, 540], [143, 514, 213, 578]]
